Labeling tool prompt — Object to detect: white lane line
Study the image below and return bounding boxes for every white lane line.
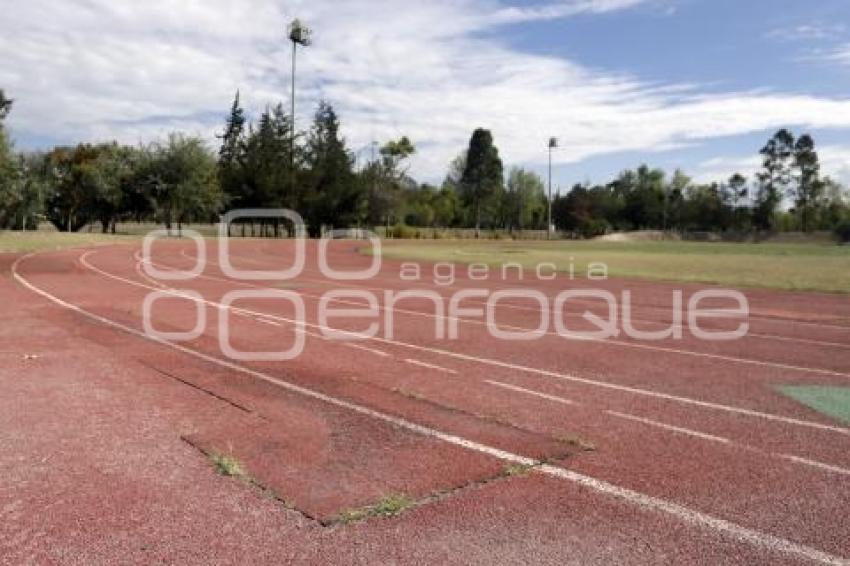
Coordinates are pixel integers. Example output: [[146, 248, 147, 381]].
[[606, 410, 732, 444], [140, 252, 391, 359], [485, 380, 577, 406], [178, 249, 850, 380], [748, 332, 850, 350], [14, 254, 846, 566], [494, 382, 850, 479], [404, 358, 458, 374], [137, 249, 850, 476], [81, 249, 850, 437], [537, 464, 846, 566], [779, 454, 850, 477], [224, 247, 850, 334], [345, 342, 391, 357], [147, 248, 850, 477]]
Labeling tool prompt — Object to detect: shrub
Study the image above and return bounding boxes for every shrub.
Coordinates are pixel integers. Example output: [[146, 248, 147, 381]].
[[834, 219, 850, 244]]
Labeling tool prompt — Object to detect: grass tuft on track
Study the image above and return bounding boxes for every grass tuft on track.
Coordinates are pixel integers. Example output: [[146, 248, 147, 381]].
[[338, 494, 415, 524], [209, 453, 248, 478]]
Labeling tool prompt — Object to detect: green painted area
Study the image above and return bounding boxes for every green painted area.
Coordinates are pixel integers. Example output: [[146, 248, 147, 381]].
[[778, 386, 850, 424]]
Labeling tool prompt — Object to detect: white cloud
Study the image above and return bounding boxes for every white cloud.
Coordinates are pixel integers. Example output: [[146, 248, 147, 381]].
[[822, 43, 850, 65], [482, 0, 648, 26], [3, 0, 850, 183], [765, 24, 846, 42], [819, 145, 850, 186]]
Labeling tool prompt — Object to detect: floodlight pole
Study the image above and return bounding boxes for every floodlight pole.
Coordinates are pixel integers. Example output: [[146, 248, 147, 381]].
[[291, 39, 296, 172], [288, 19, 311, 210], [548, 137, 558, 240]]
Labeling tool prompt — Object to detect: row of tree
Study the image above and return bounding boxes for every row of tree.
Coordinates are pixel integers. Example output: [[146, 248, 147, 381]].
[[1, 87, 848, 239], [550, 129, 849, 238], [0, 90, 222, 233]]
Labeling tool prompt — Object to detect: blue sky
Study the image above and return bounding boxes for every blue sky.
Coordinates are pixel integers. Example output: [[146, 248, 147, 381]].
[[2, 0, 850, 190], [497, 0, 850, 188]]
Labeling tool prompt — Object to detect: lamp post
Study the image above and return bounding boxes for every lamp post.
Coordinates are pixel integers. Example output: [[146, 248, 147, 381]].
[[288, 19, 312, 195], [548, 137, 558, 239]]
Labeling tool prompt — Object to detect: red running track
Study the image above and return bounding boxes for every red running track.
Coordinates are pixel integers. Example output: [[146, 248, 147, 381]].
[[4, 240, 850, 565]]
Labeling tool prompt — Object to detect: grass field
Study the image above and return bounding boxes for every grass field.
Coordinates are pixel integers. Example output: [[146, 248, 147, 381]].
[[0, 223, 215, 253], [0, 231, 139, 253], [4, 230, 848, 293], [376, 239, 850, 293]]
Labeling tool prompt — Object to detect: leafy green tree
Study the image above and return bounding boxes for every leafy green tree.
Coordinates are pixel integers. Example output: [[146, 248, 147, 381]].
[[45, 144, 100, 232], [43, 143, 141, 232], [819, 177, 849, 230], [0, 132, 22, 229], [141, 134, 223, 234], [91, 143, 139, 233], [13, 153, 48, 230], [622, 165, 665, 229], [432, 184, 461, 227], [0, 90, 11, 121], [664, 169, 691, 231], [755, 129, 795, 230], [380, 136, 416, 169], [460, 128, 504, 237], [363, 136, 416, 227], [0, 90, 22, 229], [402, 183, 437, 227], [792, 134, 824, 232], [504, 167, 546, 230], [682, 183, 732, 231], [443, 153, 466, 191], [553, 184, 591, 234]]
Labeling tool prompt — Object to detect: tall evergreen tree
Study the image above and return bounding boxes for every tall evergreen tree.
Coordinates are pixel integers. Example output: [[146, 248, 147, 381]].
[[218, 91, 247, 208], [302, 101, 361, 235], [460, 128, 503, 237], [727, 173, 749, 230], [792, 134, 823, 232], [755, 129, 794, 230]]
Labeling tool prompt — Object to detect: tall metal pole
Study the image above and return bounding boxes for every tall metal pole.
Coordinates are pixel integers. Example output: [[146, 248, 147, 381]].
[[547, 137, 557, 239], [290, 39, 297, 196], [288, 19, 311, 218], [548, 146, 552, 239]]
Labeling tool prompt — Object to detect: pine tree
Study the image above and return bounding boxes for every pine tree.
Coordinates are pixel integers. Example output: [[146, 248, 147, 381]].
[[792, 134, 823, 232], [302, 101, 361, 235], [727, 173, 749, 230], [218, 91, 247, 209], [754, 129, 794, 231], [460, 128, 504, 237]]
